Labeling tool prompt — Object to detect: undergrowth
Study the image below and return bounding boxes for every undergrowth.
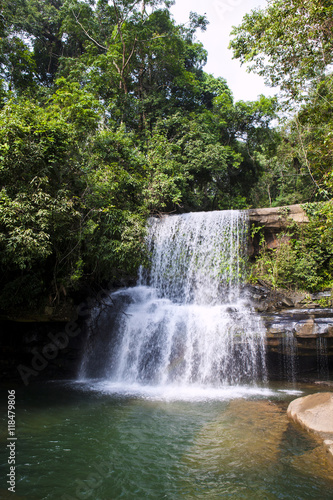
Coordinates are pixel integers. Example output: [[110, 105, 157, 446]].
[[249, 202, 333, 292]]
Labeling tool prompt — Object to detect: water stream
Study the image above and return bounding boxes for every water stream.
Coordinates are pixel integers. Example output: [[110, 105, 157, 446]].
[[80, 210, 267, 388]]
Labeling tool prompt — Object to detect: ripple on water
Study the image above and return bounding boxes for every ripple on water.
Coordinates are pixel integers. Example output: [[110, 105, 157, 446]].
[[179, 398, 333, 499], [3, 381, 333, 500], [75, 379, 278, 402]]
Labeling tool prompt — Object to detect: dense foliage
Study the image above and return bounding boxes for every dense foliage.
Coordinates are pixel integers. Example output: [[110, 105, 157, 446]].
[[250, 203, 333, 292], [0, 0, 332, 311], [230, 0, 333, 292], [230, 0, 333, 204]]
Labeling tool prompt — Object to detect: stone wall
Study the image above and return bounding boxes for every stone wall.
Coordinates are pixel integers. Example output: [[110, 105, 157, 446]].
[[248, 204, 309, 228], [246, 284, 333, 379]]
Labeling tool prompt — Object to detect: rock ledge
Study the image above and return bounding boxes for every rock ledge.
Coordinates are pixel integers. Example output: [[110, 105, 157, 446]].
[[248, 204, 309, 228]]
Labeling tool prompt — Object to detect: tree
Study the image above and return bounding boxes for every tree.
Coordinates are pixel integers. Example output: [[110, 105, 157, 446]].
[[1, 0, 88, 87], [295, 74, 333, 196], [0, 99, 81, 307], [60, 1, 209, 131], [229, 0, 333, 206], [229, 0, 333, 99], [213, 93, 280, 207], [144, 110, 244, 212], [253, 74, 333, 207], [0, 94, 147, 311]]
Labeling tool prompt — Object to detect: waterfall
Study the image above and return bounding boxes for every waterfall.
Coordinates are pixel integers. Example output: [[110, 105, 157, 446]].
[[280, 333, 298, 383], [80, 211, 267, 386], [317, 336, 329, 380], [140, 211, 247, 304]]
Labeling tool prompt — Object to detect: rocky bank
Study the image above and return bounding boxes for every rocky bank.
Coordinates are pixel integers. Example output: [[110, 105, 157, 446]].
[[247, 204, 333, 379], [287, 392, 333, 465]]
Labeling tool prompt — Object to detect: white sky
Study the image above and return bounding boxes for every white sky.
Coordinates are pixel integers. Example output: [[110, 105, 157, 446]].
[[170, 0, 274, 102]]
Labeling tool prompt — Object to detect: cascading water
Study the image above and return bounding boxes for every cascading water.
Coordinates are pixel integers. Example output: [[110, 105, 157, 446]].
[[80, 211, 267, 387]]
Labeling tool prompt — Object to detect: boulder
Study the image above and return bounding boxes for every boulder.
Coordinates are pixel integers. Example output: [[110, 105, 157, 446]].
[[294, 318, 316, 337], [287, 392, 333, 465]]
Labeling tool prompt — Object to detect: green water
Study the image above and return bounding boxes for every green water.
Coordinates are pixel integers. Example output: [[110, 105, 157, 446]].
[[1, 381, 333, 500]]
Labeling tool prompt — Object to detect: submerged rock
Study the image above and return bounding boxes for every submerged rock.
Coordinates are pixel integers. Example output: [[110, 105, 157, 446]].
[[287, 392, 333, 465]]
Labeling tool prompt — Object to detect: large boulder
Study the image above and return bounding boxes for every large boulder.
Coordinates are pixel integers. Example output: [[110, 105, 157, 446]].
[[287, 392, 333, 465]]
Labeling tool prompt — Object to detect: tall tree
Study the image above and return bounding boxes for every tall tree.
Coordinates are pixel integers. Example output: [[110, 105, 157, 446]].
[[60, 1, 208, 130], [229, 0, 333, 99], [1, 0, 86, 87]]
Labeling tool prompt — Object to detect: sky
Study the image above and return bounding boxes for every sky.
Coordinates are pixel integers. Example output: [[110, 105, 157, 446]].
[[170, 0, 274, 102]]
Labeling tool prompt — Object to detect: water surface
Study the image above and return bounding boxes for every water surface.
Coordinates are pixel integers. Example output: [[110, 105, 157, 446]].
[[1, 381, 333, 499]]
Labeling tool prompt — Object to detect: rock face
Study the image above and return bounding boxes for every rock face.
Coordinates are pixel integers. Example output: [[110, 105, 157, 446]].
[[246, 284, 333, 379], [248, 204, 309, 253], [248, 204, 309, 229], [245, 203, 333, 379], [287, 393, 333, 465]]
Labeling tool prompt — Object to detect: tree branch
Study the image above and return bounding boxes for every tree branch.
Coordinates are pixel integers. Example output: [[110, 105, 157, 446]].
[[294, 115, 327, 197], [72, 10, 107, 51]]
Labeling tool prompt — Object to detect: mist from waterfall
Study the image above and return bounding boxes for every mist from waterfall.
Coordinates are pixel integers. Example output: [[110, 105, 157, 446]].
[[80, 211, 267, 387]]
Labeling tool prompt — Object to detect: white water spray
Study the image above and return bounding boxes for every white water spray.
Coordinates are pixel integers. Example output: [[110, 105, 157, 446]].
[[80, 211, 267, 386]]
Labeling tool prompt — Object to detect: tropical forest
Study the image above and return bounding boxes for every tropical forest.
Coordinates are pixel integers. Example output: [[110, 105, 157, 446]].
[[1, 0, 333, 313], [2, 2, 333, 498]]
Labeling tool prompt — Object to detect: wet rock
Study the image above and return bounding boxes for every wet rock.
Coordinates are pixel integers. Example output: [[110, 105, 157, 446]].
[[245, 283, 316, 314], [324, 440, 333, 465], [287, 392, 333, 465], [314, 381, 333, 387], [311, 291, 332, 301], [281, 297, 294, 307], [294, 319, 315, 337]]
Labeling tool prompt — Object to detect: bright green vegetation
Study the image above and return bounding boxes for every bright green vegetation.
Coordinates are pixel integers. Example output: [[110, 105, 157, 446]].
[[250, 203, 333, 292], [230, 0, 333, 294], [0, 0, 333, 312]]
